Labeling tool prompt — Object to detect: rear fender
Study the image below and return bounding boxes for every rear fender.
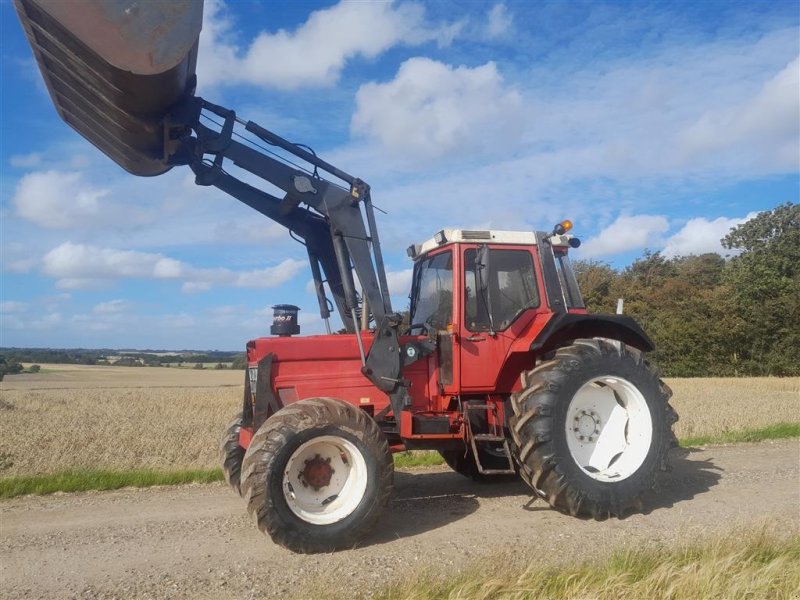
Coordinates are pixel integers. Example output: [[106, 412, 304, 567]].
[[530, 313, 654, 355]]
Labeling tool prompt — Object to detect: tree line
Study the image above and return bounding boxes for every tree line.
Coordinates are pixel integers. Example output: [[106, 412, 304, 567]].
[[574, 203, 798, 377], [0, 348, 247, 378], [2, 204, 795, 379]]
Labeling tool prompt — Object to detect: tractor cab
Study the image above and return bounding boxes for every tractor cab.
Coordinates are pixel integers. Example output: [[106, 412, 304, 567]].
[[406, 225, 586, 393]]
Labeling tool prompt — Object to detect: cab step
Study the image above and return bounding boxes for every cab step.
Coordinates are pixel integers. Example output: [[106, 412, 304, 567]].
[[464, 402, 516, 475]]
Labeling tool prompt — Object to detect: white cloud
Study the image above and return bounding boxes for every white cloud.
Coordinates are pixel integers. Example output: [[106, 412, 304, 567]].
[[0, 301, 27, 313], [1, 242, 38, 273], [351, 58, 523, 162], [1, 315, 24, 331], [677, 56, 800, 170], [662, 213, 758, 258], [9, 152, 42, 168], [386, 269, 413, 297], [92, 300, 132, 314], [42, 243, 174, 280], [226, 260, 307, 288], [579, 215, 670, 258], [12, 170, 154, 230], [13, 170, 109, 228], [29, 313, 62, 331], [486, 4, 513, 38], [198, 0, 461, 90], [41, 242, 306, 291]]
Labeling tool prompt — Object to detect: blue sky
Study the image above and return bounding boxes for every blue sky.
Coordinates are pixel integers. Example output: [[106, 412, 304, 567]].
[[1, 0, 798, 350]]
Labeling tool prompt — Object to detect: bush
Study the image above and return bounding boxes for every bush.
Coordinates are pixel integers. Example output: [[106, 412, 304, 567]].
[[28, 365, 41, 373]]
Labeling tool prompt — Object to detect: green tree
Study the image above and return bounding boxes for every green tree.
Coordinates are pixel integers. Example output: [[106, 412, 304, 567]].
[[573, 260, 619, 313], [231, 354, 247, 370], [721, 202, 800, 375], [28, 364, 41, 373]]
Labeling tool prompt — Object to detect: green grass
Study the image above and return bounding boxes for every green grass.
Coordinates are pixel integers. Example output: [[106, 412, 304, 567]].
[[393, 450, 447, 469], [1, 423, 797, 499], [0, 468, 223, 499], [679, 422, 800, 447], [368, 526, 800, 600]]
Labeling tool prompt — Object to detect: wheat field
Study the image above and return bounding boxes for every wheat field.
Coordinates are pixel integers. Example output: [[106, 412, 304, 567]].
[[0, 366, 797, 477]]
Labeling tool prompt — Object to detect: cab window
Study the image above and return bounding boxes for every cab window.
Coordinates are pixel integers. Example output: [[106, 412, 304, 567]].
[[464, 248, 539, 331]]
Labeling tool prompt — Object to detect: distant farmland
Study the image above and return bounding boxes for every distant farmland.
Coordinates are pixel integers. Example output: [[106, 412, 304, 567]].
[[0, 365, 797, 477]]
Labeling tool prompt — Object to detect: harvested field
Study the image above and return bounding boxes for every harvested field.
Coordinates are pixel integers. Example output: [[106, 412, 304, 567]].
[[0, 366, 797, 477], [668, 377, 800, 440], [0, 366, 241, 476]]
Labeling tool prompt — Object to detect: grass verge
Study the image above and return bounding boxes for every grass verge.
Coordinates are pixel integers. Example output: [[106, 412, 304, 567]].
[[679, 422, 800, 447], [370, 526, 800, 600], [0, 468, 223, 499], [1, 423, 797, 499]]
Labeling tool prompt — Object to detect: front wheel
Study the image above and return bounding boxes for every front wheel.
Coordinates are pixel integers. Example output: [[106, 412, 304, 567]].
[[220, 413, 245, 495], [510, 339, 677, 519], [240, 398, 394, 553]]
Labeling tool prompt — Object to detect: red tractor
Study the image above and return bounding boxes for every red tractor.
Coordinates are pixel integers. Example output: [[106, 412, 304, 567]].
[[17, 0, 677, 554]]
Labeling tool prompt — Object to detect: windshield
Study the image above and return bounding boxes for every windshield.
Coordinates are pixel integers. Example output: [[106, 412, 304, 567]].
[[554, 251, 585, 309], [409, 251, 453, 330]]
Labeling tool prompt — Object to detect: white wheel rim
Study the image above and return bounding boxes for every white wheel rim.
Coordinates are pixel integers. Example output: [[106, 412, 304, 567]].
[[565, 376, 653, 482], [282, 435, 368, 525]]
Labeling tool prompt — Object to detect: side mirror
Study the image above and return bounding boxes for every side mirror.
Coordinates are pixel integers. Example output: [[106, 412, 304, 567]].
[[476, 245, 490, 292]]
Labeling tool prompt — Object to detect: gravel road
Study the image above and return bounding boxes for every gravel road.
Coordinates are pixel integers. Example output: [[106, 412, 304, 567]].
[[1, 440, 798, 600]]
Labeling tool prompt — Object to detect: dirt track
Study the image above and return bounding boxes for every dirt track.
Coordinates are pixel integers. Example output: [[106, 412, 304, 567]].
[[1, 440, 798, 600]]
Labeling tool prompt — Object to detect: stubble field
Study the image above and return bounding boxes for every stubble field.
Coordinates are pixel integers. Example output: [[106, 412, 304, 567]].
[[0, 365, 798, 477]]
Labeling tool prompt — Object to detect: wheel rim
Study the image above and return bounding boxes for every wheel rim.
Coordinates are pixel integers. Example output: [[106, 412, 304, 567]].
[[282, 435, 368, 525], [565, 376, 653, 482]]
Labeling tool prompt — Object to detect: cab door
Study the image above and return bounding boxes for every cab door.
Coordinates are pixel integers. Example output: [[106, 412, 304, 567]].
[[459, 246, 541, 391]]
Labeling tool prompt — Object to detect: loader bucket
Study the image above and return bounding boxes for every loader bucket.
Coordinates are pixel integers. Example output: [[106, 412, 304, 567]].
[[14, 0, 203, 176]]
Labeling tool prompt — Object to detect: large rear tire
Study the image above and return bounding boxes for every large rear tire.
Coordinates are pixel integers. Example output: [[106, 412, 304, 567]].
[[220, 413, 245, 496], [241, 398, 394, 553], [510, 339, 677, 519]]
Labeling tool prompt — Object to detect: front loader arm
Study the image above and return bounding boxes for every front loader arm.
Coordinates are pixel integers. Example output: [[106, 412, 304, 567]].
[[167, 98, 391, 329], [168, 98, 416, 418]]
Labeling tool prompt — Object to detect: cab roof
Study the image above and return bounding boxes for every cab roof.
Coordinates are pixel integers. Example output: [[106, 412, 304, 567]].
[[408, 228, 577, 260]]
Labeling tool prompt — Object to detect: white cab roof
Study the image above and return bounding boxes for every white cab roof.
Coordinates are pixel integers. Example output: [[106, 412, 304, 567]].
[[409, 229, 576, 260]]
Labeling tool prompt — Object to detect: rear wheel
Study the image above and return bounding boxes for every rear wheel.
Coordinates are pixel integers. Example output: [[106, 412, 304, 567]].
[[220, 413, 245, 495], [241, 398, 394, 553], [510, 339, 677, 518]]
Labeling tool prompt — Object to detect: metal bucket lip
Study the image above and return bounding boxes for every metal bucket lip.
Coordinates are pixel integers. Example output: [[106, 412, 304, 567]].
[[15, 0, 203, 176], [20, 0, 203, 75]]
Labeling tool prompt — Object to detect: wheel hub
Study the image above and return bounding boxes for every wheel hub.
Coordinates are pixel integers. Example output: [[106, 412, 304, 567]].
[[300, 454, 334, 490], [282, 435, 369, 525], [565, 376, 654, 482], [573, 409, 601, 442]]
